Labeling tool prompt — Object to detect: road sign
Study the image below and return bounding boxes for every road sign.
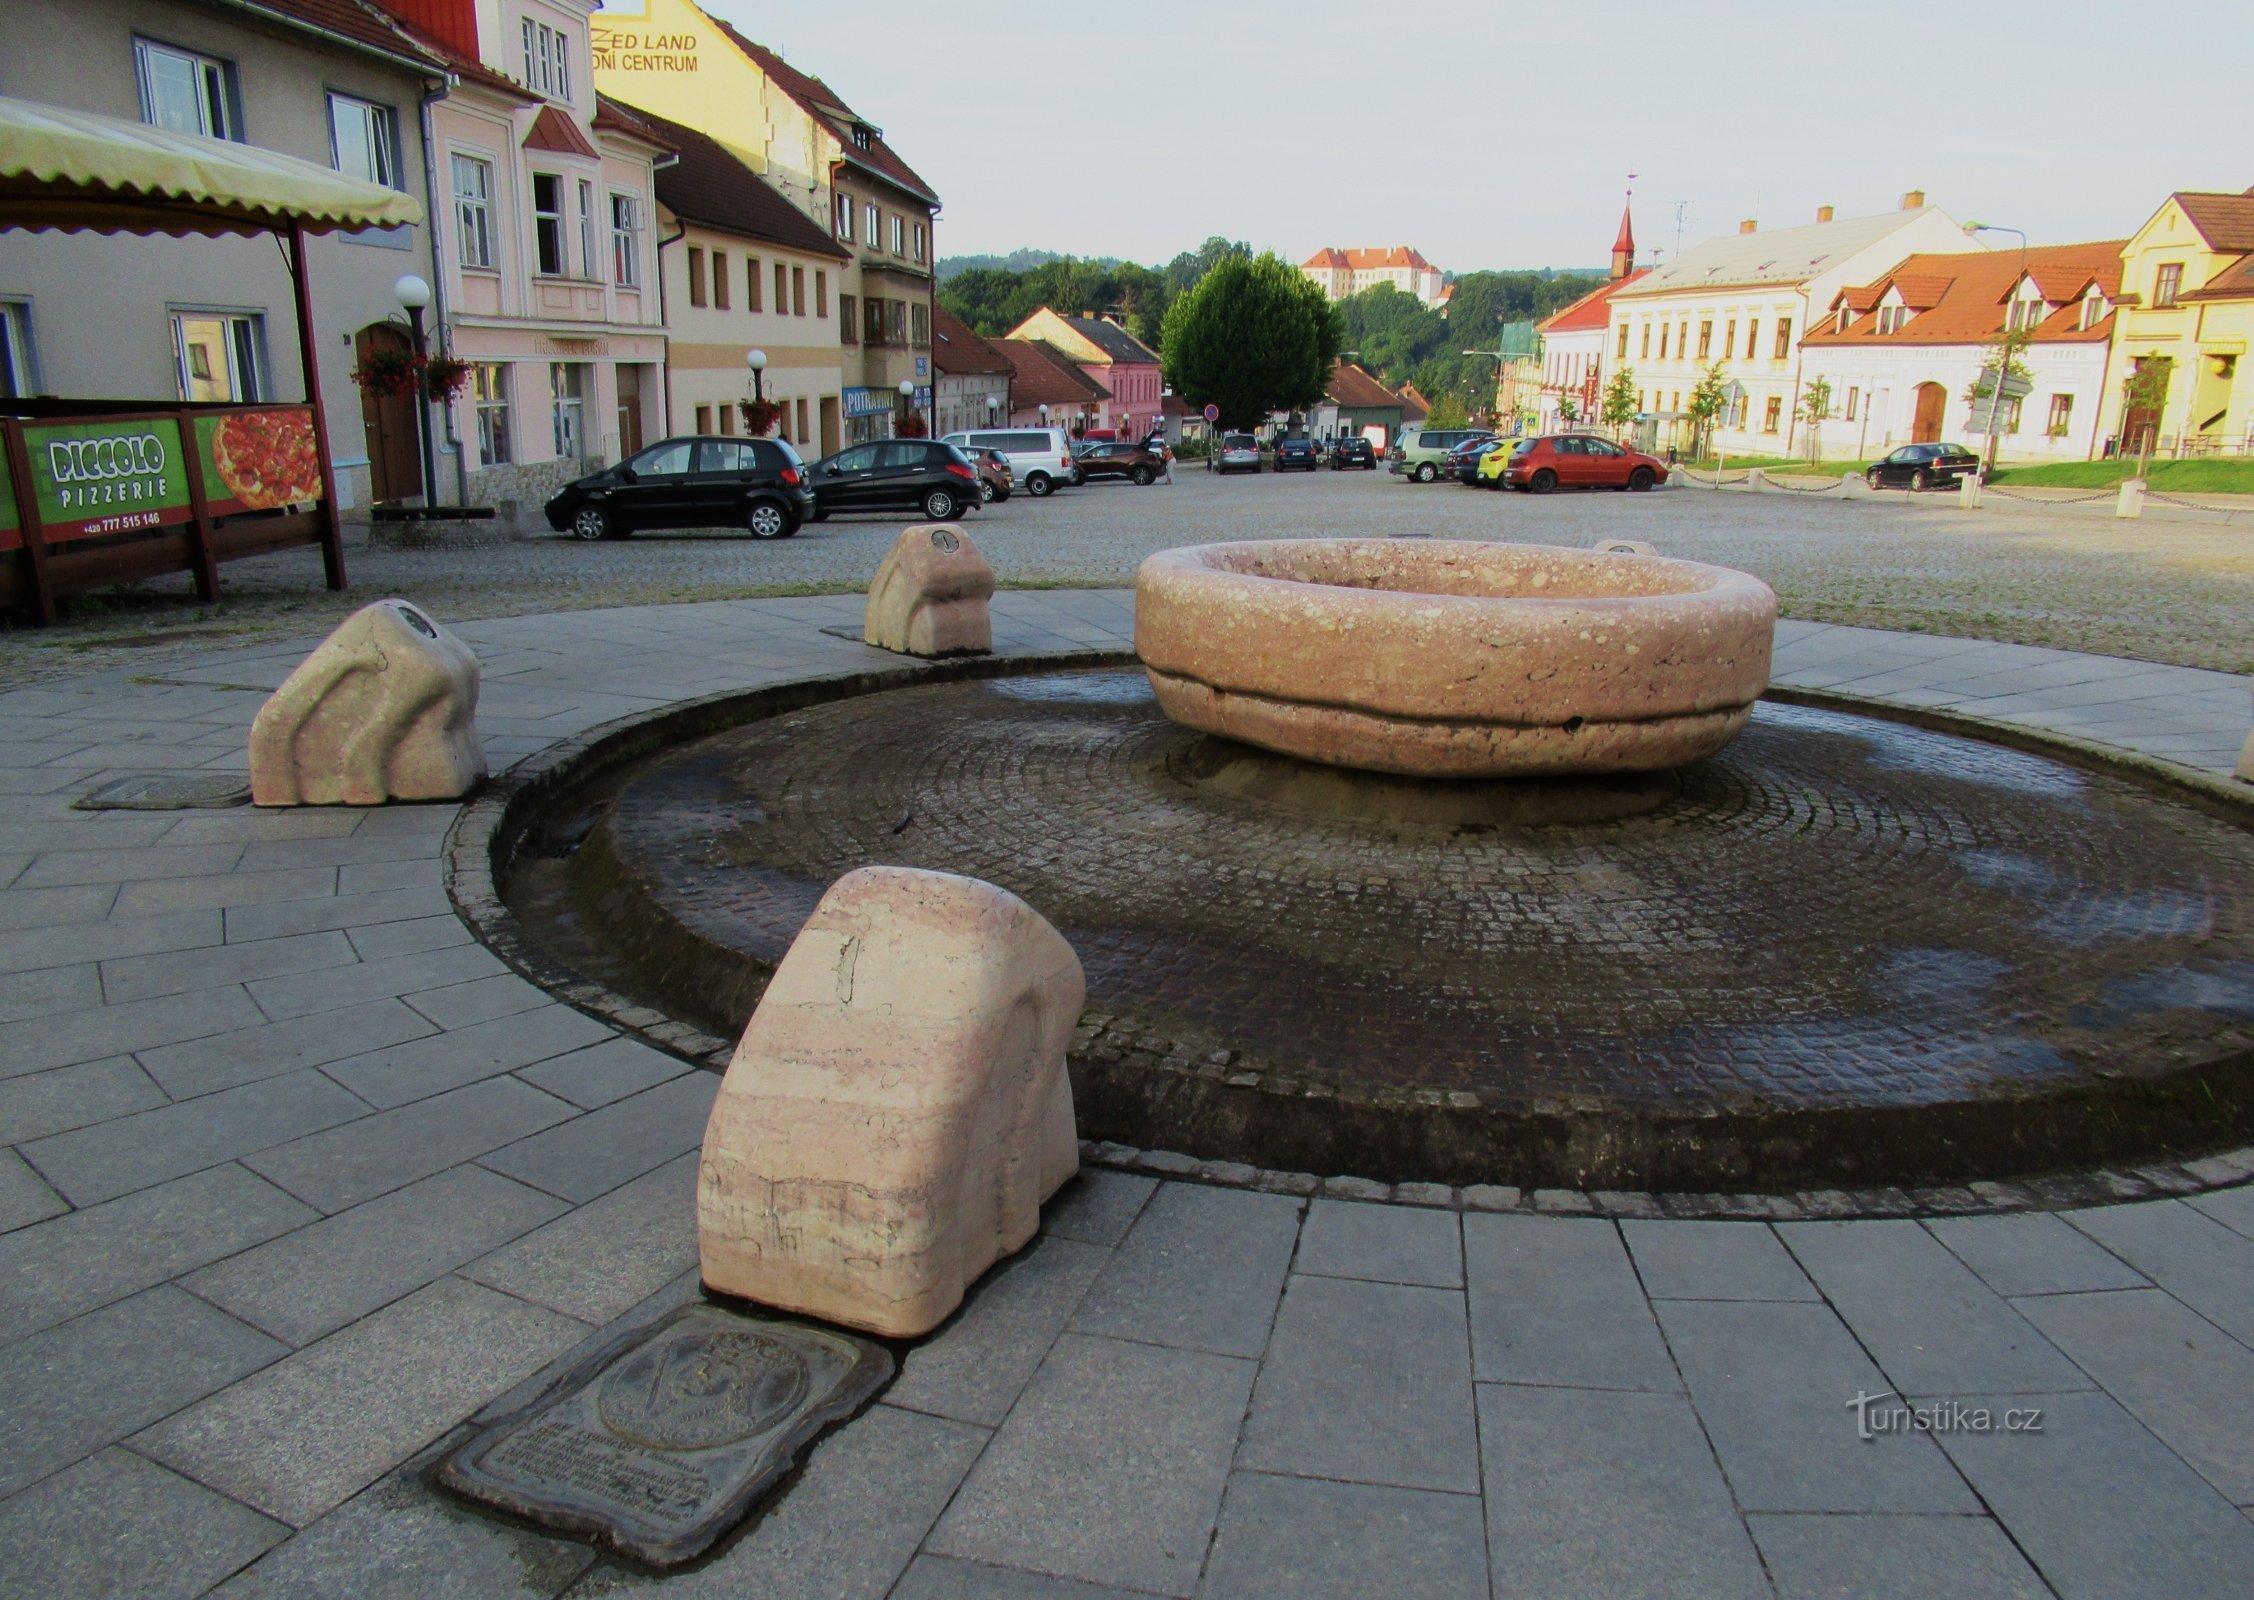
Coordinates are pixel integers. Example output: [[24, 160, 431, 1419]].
[[1976, 367, 2033, 399], [1202, 404, 1219, 423], [1722, 381, 1747, 404]]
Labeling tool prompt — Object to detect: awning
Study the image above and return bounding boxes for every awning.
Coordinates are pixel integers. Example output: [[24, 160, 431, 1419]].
[[0, 93, 424, 237]]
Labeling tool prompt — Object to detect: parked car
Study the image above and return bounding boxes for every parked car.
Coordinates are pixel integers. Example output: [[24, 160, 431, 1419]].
[[1388, 426, 1493, 482], [966, 446, 1013, 503], [805, 438, 980, 521], [1450, 435, 1508, 485], [1071, 440, 1165, 485], [1865, 442, 1979, 491], [1500, 434, 1668, 493], [1273, 435, 1320, 471], [546, 435, 813, 541], [939, 426, 1080, 497], [1328, 436, 1377, 470], [1214, 433, 1263, 474]]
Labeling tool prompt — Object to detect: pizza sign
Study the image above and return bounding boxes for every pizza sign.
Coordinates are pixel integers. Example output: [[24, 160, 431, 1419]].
[[6, 408, 324, 549], [193, 410, 324, 516]]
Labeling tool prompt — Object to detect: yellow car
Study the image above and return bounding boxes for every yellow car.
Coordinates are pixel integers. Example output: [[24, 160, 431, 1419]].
[[1474, 438, 1529, 489]]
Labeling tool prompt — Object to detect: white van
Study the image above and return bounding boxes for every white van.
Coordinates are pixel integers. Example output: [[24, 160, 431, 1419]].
[[940, 427, 1079, 496]]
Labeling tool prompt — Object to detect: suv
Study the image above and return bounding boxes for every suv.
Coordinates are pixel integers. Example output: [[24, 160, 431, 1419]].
[[1214, 433, 1262, 474], [940, 426, 1080, 497], [1072, 440, 1165, 484], [1389, 426, 1492, 482], [806, 438, 981, 521], [546, 436, 813, 541]]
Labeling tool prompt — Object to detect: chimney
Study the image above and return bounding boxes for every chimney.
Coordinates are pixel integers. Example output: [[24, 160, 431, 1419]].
[[1900, 189, 1926, 210], [1815, 205, 1834, 224], [1739, 219, 1757, 235]]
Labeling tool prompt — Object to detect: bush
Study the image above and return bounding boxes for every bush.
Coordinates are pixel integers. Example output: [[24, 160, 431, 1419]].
[[1171, 436, 1212, 459]]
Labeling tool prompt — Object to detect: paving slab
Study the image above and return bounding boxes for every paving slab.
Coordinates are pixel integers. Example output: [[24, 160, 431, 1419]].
[[344, 914, 474, 960], [1924, 1211, 2155, 1297], [2187, 1185, 2254, 1241], [1465, 1214, 1679, 1391], [1200, 1471, 1488, 1600], [0, 882, 118, 930], [0, 1055, 166, 1144], [1069, 1182, 1302, 1358], [1622, 1218, 1820, 1301], [1039, 1167, 1156, 1247], [133, 998, 438, 1099], [244, 944, 507, 1020], [98, 930, 358, 1004], [1479, 1384, 1770, 1600], [0, 907, 219, 975], [891, 1555, 1146, 1599], [513, 1035, 687, 1109], [222, 885, 451, 944], [1293, 1197, 1463, 1288], [4, 983, 265, 1079], [0, 1446, 288, 1600], [886, 1234, 1109, 1428], [322, 1005, 615, 1108], [476, 1070, 715, 1202], [401, 971, 557, 1029], [1747, 1512, 2050, 1600], [929, 1333, 1254, 1597], [0, 1147, 67, 1232], [0, 960, 101, 1023], [243, 1076, 577, 1213], [13, 842, 244, 890], [460, 1153, 699, 1325], [110, 867, 336, 917], [2064, 1201, 2254, 1344]]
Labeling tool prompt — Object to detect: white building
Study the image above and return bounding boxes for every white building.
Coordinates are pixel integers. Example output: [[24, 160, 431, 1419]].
[[1300, 246, 1447, 307]]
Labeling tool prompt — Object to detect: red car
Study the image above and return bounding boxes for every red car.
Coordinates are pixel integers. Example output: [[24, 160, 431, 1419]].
[[1501, 434, 1668, 493]]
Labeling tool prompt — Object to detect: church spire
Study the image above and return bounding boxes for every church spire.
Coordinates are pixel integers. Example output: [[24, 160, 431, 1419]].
[[1611, 194, 1636, 281]]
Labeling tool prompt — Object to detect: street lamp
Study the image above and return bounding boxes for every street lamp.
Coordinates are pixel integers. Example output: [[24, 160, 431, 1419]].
[[393, 273, 436, 507], [897, 378, 915, 437], [985, 394, 1000, 429], [745, 348, 767, 404], [1964, 222, 2027, 476]]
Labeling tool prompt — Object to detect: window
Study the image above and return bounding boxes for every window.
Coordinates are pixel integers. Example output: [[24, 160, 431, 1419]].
[[792, 266, 805, 316], [2006, 296, 2046, 333], [693, 404, 713, 434], [850, 125, 872, 151], [775, 263, 788, 316], [2079, 292, 2108, 331], [911, 303, 929, 347], [136, 39, 235, 140], [796, 398, 809, 440], [866, 202, 880, 245], [1762, 395, 1782, 432], [1772, 318, 1792, 359], [1639, 322, 1651, 359], [327, 95, 398, 188], [0, 301, 35, 398], [611, 194, 641, 286], [1845, 386, 1859, 422], [2154, 264, 2181, 308], [841, 292, 859, 344], [633, 440, 693, 475], [550, 363, 587, 458], [865, 297, 886, 345], [815, 270, 828, 318], [913, 223, 927, 264], [686, 245, 706, 308], [1744, 320, 1759, 360], [454, 155, 494, 268], [473, 364, 512, 465], [835, 194, 854, 241], [746, 257, 762, 312], [521, 17, 570, 100], [1835, 307, 1851, 334], [891, 215, 905, 256], [532, 173, 565, 275], [2000, 394, 2025, 433], [1616, 324, 1630, 359], [717, 403, 734, 436], [890, 301, 907, 344], [2048, 393, 2074, 436], [578, 179, 597, 278], [1697, 321, 1713, 360], [171, 312, 263, 403], [1876, 305, 1910, 335], [713, 249, 730, 310], [1724, 319, 1736, 357]]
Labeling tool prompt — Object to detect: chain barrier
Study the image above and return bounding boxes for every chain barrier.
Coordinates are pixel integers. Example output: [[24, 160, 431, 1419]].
[[1681, 468, 1747, 486], [1762, 476, 1841, 495], [2144, 490, 2231, 510], [1982, 485, 2117, 505]]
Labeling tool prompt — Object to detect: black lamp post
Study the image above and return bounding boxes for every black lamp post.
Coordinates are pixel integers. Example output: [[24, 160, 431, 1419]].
[[897, 378, 915, 435], [393, 272, 435, 506], [746, 347, 768, 404]]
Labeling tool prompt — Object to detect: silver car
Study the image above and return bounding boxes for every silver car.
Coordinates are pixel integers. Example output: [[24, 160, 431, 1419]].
[[1214, 433, 1262, 475]]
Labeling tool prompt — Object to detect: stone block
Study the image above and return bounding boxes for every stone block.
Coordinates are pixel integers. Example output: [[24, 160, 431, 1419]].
[[248, 600, 485, 806], [698, 866, 1083, 1338], [2237, 682, 2253, 783], [863, 525, 995, 656], [2115, 476, 2146, 518]]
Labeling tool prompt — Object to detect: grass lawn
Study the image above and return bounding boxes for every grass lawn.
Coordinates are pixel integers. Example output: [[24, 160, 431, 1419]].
[[1983, 458, 2254, 493], [1684, 456, 1878, 473]]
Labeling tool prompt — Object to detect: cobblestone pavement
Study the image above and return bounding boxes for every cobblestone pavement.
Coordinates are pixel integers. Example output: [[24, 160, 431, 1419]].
[[5, 468, 2252, 690], [3, 596, 2254, 1599]]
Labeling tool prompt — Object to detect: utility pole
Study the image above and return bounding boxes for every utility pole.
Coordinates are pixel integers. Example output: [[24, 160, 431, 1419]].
[[1964, 222, 2028, 476]]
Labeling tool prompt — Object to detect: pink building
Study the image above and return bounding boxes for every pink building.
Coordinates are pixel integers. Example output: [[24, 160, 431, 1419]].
[[1003, 308, 1163, 438]]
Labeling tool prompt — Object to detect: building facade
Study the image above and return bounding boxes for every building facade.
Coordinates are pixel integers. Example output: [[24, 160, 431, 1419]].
[[931, 303, 1011, 438], [997, 338, 1106, 431], [2096, 189, 2254, 458], [1003, 309, 1161, 439], [589, 0, 939, 448], [1300, 246, 1446, 306], [0, 0, 445, 512]]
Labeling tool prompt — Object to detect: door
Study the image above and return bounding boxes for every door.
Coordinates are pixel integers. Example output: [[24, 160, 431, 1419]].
[[871, 439, 931, 506], [355, 324, 421, 504], [1911, 382, 1946, 444], [615, 365, 646, 459], [687, 440, 757, 526], [818, 443, 882, 509], [619, 438, 697, 529], [819, 396, 840, 457], [1581, 437, 1627, 487]]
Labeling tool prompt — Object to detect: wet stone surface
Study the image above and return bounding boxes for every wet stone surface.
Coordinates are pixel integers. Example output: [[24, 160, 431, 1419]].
[[560, 668, 2254, 1121]]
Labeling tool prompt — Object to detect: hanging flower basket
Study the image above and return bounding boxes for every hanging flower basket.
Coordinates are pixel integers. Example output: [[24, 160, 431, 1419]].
[[424, 355, 473, 403], [350, 347, 423, 399], [895, 411, 929, 438], [738, 397, 782, 436]]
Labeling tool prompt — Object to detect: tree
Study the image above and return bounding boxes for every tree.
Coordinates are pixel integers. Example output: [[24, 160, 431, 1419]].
[[1165, 235, 1252, 296], [1601, 366, 1638, 430], [1160, 253, 1342, 430], [2117, 356, 2171, 473], [1686, 362, 1730, 460], [1423, 394, 1469, 429], [1962, 332, 2036, 473], [1555, 393, 1580, 425], [1798, 377, 1833, 464]]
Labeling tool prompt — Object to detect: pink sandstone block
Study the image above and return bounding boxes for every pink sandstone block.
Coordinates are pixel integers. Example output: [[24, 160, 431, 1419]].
[[2237, 683, 2253, 784], [248, 599, 485, 806], [697, 866, 1083, 1337], [864, 524, 995, 656]]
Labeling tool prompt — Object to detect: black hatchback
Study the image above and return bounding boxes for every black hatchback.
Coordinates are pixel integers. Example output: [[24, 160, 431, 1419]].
[[1328, 436, 1376, 469], [545, 436, 813, 541], [1865, 442, 1979, 491], [806, 438, 981, 522], [1273, 436, 1320, 471]]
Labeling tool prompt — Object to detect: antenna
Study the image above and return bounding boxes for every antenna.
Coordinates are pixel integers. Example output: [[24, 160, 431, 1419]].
[[1672, 201, 1689, 261]]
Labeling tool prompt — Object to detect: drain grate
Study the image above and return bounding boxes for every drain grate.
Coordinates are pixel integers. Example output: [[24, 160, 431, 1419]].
[[74, 774, 251, 811]]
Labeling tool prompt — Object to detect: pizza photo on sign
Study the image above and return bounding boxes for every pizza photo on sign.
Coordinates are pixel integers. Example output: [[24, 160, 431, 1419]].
[[208, 410, 323, 511]]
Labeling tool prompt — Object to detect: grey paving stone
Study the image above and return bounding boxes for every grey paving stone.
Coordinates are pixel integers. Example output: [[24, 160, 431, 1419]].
[[1240, 1274, 1476, 1492], [323, 1005, 616, 1108], [22, 1069, 369, 1208], [1748, 1512, 2050, 1600], [245, 945, 505, 1021], [928, 1333, 1253, 1598], [0, 1162, 316, 1341], [14, 841, 244, 889], [157, 809, 364, 846], [459, 1153, 698, 1325], [0, 882, 116, 931], [133, 1276, 589, 1527], [1068, 1182, 1301, 1357], [398, 971, 554, 1029], [0, 1055, 166, 1144], [338, 859, 441, 894], [1779, 1220, 2087, 1396], [477, 1071, 714, 1202], [2015, 1287, 2254, 1504], [573, 1404, 988, 1600], [350, 803, 460, 836], [1937, 1388, 2254, 1599], [1654, 1298, 1979, 1514], [1464, 1214, 1678, 1391], [0, 1147, 67, 1232], [886, 1235, 1108, 1427], [345, 914, 473, 961], [0, 907, 219, 974], [2187, 1185, 2254, 1242], [99, 930, 357, 1004], [2065, 1201, 2254, 1344], [0, 1446, 287, 1600], [512, 1034, 685, 1109], [1622, 1219, 1820, 1301], [0, 960, 100, 1022], [1294, 1197, 1463, 1288], [111, 867, 335, 917], [892, 1555, 1145, 1600], [1924, 1211, 2154, 1297], [243, 1077, 577, 1213], [208, 1468, 593, 1600], [0, 1286, 286, 1498], [222, 885, 450, 944], [1200, 1471, 1488, 1600], [1040, 1167, 1156, 1246], [134, 998, 438, 1099], [183, 1165, 568, 1347], [235, 833, 445, 873], [1479, 1385, 1770, 1600], [3, 982, 264, 1079]]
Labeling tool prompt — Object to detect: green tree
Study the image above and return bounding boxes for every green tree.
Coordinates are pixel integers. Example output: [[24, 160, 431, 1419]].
[[1555, 393, 1580, 425], [1165, 235, 1252, 295], [1798, 377, 1834, 463], [1423, 394, 1469, 429], [1160, 253, 1342, 430], [1962, 336, 2037, 472], [1601, 366, 1638, 429], [2117, 355, 2171, 472], [1686, 362, 1730, 459]]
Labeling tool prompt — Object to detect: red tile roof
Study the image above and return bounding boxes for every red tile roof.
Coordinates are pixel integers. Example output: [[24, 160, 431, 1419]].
[[237, 0, 450, 71], [2183, 251, 2254, 303], [619, 100, 842, 257], [2174, 189, 2254, 253], [1804, 242, 2126, 348], [932, 304, 1012, 376], [997, 339, 1108, 407], [704, 17, 938, 205], [1397, 383, 1431, 423], [1325, 361, 1401, 410], [1535, 268, 1649, 335], [352, 0, 537, 99], [1302, 246, 1437, 272]]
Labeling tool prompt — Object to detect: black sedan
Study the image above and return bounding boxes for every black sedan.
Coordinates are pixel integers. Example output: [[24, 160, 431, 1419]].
[[1865, 442, 1979, 491], [1273, 436, 1320, 471], [806, 438, 981, 522], [1448, 434, 1503, 484], [545, 436, 814, 541], [1328, 436, 1376, 469]]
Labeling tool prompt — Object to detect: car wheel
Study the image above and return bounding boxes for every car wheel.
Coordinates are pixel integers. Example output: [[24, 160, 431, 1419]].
[[1913, 468, 1933, 491], [1865, 469, 1882, 490], [746, 500, 790, 540], [570, 506, 611, 541], [1628, 466, 1657, 491], [1130, 466, 1154, 486], [979, 480, 997, 503], [1413, 462, 1437, 482], [1529, 468, 1557, 494], [1026, 472, 1053, 497], [922, 488, 959, 521]]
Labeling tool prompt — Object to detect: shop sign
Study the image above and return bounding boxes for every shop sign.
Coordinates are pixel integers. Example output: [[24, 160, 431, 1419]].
[[842, 387, 891, 418], [12, 408, 323, 548], [0, 446, 17, 543]]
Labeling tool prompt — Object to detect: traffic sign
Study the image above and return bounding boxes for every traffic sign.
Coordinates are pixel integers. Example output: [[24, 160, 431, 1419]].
[[1202, 404, 1219, 423]]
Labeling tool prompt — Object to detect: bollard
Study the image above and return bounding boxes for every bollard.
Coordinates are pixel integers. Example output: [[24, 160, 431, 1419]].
[[1959, 471, 1983, 510], [1747, 468, 1768, 491], [1667, 465, 1688, 488], [2116, 477, 2147, 519], [864, 523, 994, 655], [1840, 471, 1870, 498]]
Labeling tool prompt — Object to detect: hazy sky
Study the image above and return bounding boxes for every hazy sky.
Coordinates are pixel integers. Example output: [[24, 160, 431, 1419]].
[[706, 0, 2253, 273]]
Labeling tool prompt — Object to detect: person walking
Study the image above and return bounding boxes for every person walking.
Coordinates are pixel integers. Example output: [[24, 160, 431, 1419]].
[[1156, 436, 1175, 484]]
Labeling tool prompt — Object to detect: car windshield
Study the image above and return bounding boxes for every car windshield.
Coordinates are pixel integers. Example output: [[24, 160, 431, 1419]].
[[1512, 440, 1537, 455], [1223, 435, 1256, 449]]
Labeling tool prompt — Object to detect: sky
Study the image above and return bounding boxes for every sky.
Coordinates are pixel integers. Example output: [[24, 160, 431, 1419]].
[[703, 0, 2254, 274]]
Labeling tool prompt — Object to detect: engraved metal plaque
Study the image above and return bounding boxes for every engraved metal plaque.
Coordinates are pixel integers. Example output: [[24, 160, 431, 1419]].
[[74, 774, 251, 810], [439, 1303, 892, 1567], [929, 527, 960, 552]]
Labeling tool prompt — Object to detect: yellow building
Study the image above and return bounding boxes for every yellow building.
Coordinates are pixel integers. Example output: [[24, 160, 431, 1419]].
[[2097, 189, 2254, 457]]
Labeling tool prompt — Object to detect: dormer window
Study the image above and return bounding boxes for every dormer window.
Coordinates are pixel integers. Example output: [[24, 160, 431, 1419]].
[[2006, 295, 2048, 333], [851, 125, 872, 151], [1875, 304, 1911, 335], [2079, 290, 2109, 331], [1835, 307, 1851, 333]]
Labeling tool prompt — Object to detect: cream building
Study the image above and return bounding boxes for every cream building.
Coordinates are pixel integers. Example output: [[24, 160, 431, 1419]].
[[2095, 189, 2254, 458], [1300, 246, 1447, 307]]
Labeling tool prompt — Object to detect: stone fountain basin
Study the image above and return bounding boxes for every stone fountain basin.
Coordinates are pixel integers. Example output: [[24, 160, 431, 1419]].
[[1135, 538, 1778, 777]]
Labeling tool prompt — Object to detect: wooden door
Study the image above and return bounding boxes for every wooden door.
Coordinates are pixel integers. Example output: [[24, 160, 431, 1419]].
[[615, 365, 645, 459], [820, 396, 840, 456], [355, 324, 421, 504], [1910, 382, 1946, 444]]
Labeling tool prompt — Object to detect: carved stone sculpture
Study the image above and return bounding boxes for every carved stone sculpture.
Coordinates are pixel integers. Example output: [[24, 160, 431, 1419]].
[[864, 523, 994, 655]]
